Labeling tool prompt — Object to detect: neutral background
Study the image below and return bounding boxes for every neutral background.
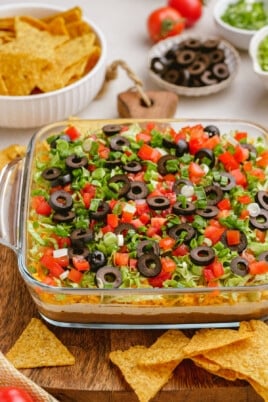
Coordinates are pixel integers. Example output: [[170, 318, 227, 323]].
[[0, 0, 267, 148]]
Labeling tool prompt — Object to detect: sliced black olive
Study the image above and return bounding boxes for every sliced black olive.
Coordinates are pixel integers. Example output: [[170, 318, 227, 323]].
[[195, 148, 215, 167], [195, 53, 211, 69], [89, 250, 107, 271], [123, 161, 142, 173], [96, 266, 122, 288], [172, 201, 196, 216], [176, 49, 196, 66], [89, 200, 110, 220], [255, 191, 268, 210], [52, 210, 75, 223], [150, 57, 167, 74], [220, 230, 248, 253], [212, 63, 229, 80], [49, 190, 73, 212], [147, 196, 170, 210], [190, 246, 215, 266], [137, 240, 160, 258], [68, 246, 90, 260], [204, 125, 220, 137], [114, 223, 136, 235], [175, 139, 189, 157], [183, 38, 201, 50], [137, 253, 162, 278], [202, 39, 220, 51], [196, 206, 219, 219], [157, 154, 178, 176], [214, 172, 235, 192], [109, 135, 130, 151], [161, 68, 185, 85], [168, 223, 196, 244], [102, 124, 122, 136], [65, 154, 88, 169], [108, 174, 131, 197], [173, 179, 192, 195], [127, 181, 148, 200], [42, 167, 62, 181], [162, 138, 176, 149], [249, 209, 268, 230], [205, 185, 224, 205], [230, 256, 249, 277], [104, 159, 122, 168], [70, 228, 93, 245], [209, 49, 225, 64], [188, 61, 207, 76], [200, 70, 217, 85], [258, 251, 268, 262]]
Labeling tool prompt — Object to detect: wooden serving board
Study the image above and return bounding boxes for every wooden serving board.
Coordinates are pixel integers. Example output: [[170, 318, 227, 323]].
[[0, 244, 263, 402]]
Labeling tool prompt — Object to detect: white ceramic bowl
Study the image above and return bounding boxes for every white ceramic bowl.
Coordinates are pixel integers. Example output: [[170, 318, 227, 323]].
[[0, 3, 107, 129], [148, 34, 240, 97], [249, 26, 268, 88], [213, 0, 263, 50]]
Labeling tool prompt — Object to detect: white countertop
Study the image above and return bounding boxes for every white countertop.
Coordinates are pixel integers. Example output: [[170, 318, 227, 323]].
[[0, 0, 267, 148]]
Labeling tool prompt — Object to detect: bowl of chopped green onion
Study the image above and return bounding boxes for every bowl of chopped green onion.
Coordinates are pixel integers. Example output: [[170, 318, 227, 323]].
[[213, 0, 268, 50], [249, 26, 268, 87]]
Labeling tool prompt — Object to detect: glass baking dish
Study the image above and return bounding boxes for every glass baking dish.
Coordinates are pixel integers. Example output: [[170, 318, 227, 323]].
[[1, 118, 268, 329]]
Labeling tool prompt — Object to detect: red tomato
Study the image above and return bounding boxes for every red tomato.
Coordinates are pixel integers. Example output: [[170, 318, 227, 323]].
[[168, 0, 202, 27], [147, 6, 185, 43], [65, 125, 81, 141], [0, 387, 35, 402]]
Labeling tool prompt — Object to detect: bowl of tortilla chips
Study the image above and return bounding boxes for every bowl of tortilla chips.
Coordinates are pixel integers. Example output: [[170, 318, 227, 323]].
[[0, 3, 107, 129]]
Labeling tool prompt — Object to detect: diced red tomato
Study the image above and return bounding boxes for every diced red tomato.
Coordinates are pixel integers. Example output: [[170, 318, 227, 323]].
[[256, 229, 266, 243], [234, 131, 247, 142], [40, 255, 65, 278], [148, 270, 171, 287], [65, 125, 81, 140], [72, 257, 90, 271], [203, 267, 215, 282], [206, 259, 224, 278], [229, 169, 247, 187], [98, 143, 110, 159], [172, 244, 189, 256], [54, 255, 69, 268], [121, 210, 134, 223], [136, 131, 152, 143], [139, 213, 151, 224], [137, 143, 162, 163], [161, 256, 177, 273], [204, 225, 225, 245], [249, 260, 268, 275], [68, 268, 83, 283], [114, 252, 129, 267], [107, 213, 119, 228], [150, 217, 167, 230], [202, 134, 220, 150], [217, 197, 231, 211], [237, 195, 252, 204], [159, 237, 176, 250], [256, 150, 268, 167], [32, 195, 52, 216], [234, 144, 249, 163], [218, 151, 239, 171], [188, 161, 205, 183], [226, 230, 240, 246], [82, 192, 91, 209], [250, 168, 266, 181]]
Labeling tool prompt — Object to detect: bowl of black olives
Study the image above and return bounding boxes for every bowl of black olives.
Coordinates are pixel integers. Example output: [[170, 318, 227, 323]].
[[148, 34, 240, 97]]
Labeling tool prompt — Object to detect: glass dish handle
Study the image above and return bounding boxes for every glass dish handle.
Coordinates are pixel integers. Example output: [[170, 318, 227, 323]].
[[0, 157, 25, 252]]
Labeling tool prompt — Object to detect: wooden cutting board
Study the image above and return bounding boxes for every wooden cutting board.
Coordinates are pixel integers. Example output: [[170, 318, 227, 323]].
[[0, 244, 263, 402]]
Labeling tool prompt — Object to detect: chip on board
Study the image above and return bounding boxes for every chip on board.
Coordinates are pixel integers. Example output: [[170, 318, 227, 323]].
[[6, 318, 75, 368], [0, 144, 26, 169], [138, 330, 189, 367], [110, 345, 176, 402]]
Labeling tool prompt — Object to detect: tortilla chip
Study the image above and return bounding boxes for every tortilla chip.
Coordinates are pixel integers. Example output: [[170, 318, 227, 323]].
[[201, 320, 268, 389], [183, 324, 253, 357], [48, 16, 69, 36], [191, 355, 239, 381], [0, 75, 8, 95], [138, 330, 189, 367], [6, 318, 75, 368], [110, 345, 176, 402], [41, 7, 82, 24]]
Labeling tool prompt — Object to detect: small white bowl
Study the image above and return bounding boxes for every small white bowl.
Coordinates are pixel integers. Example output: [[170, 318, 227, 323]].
[[249, 26, 268, 88], [0, 3, 107, 129], [213, 0, 261, 50]]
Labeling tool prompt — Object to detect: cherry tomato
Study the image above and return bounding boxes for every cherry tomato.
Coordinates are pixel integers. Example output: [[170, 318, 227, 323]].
[[147, 6, 185, 43], [0, 387, 35, 402], [168, 0, 203, 27]]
